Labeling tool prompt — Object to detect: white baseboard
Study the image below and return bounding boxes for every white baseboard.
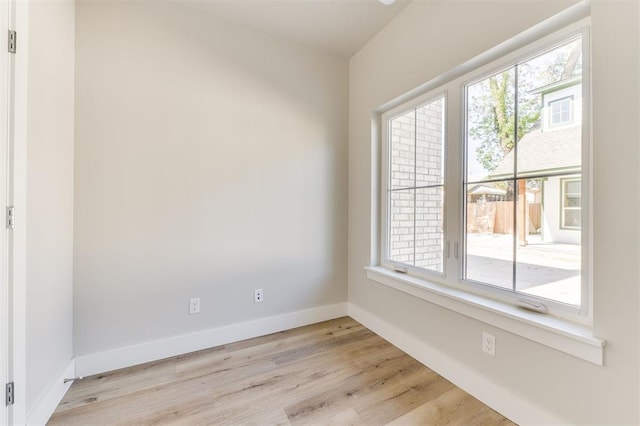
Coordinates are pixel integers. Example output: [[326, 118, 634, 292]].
[[26, 359, 76, 426], [347, 303, 565, 426], [75, 303, 348, 377]]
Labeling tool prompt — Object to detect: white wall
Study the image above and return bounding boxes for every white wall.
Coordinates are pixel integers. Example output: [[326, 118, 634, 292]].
[[74, 1, 348, 356], [349, 0, 639, 424], [24, 0, 75, 415]]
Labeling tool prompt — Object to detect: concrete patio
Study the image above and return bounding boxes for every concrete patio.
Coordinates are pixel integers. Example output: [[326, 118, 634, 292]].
[[466, 233, 581, 306]]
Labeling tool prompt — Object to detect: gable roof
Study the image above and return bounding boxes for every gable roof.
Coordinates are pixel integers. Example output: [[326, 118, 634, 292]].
[[469, 184, 507, 196], [490, 125, 581, 178]]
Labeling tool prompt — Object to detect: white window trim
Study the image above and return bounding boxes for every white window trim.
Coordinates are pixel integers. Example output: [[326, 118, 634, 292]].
[[371, 14, 602, 365], [365, 266, 604, 365]]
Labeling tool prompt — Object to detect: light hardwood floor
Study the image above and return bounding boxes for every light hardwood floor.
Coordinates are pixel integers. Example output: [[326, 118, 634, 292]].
[[49, 317, 515, 425]]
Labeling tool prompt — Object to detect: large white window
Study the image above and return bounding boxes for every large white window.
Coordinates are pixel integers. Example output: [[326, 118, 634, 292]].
[[380, 23, 590, 319]]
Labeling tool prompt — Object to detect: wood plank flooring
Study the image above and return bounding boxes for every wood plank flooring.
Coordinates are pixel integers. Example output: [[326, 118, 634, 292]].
[[49, 317, 515, 425]]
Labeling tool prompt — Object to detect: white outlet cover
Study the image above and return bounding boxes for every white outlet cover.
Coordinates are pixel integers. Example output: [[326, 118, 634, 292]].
[[189, 298, 200, 314], [482, 332, 496, 356]]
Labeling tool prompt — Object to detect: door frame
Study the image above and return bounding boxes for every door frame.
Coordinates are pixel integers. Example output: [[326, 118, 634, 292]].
[[7, 0, 28, 423], [0, 0, 11, 423]]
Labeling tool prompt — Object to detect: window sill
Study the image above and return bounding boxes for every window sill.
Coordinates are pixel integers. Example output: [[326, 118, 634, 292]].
[[365, 266, 605, 365]]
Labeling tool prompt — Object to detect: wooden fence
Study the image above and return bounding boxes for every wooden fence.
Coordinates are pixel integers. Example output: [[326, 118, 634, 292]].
[[467, 202, 541, 234]]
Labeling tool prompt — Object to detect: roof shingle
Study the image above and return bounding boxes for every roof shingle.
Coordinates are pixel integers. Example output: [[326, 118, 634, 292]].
[[490, 125, 581, 177]]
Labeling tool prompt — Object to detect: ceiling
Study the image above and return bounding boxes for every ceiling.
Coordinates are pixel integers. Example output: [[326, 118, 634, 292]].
[[182, 0, 412, 58]]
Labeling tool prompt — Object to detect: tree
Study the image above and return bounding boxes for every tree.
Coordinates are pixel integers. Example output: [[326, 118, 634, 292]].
[[469, 70, 541, 174]]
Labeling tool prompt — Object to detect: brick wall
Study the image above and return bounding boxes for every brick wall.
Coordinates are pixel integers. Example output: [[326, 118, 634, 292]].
[[388, 99, 444, 272]]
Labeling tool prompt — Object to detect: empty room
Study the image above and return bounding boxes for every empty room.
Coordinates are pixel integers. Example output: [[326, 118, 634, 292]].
[[1, 0, 639, 424]]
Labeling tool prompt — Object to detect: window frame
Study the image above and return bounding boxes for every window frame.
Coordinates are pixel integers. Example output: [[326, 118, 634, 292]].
[[381, 90, 449, 281], [461, 33, 588, 316], [378, 20, 591, 322]]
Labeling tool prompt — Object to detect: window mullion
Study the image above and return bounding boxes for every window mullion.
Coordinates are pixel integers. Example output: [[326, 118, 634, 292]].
[[413, 109, 417, 268], [512, 64, 519, 292]]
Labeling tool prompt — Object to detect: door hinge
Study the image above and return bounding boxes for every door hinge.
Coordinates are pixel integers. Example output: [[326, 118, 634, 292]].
[[6, 206, 14, 230], [5, 382, 14, 406], [8, 30, 16, 54]]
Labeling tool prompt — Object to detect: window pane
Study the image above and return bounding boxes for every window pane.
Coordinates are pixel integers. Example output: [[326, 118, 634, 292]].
[[517, 37, 582, 177], [387, 96, 446, 273], [517, 37, 582, 97], [562, 177, 581, 228], [416, 98, 445, 187], [550, 98, 572, 126], [564, 180, 581, 197], [389, 189, 414, 265], [565, 195, 580, 208], [563, 210, 581, 227], [466, 69, 516, 182], [390, 110, 415, 190], [465, 181, 514, 289], [549, 98, 572, 125], [415, 187, 443, 273], [516, 178, 581, 305]]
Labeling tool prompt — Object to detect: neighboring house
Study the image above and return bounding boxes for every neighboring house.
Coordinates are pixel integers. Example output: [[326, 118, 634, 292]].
[[490, 76, 582, 244], [467, 184, 507, 203]]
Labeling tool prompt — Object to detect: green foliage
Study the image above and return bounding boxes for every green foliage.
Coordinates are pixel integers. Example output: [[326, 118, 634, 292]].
[[469, 70, 540, 173], [469, 39, 581, 174]]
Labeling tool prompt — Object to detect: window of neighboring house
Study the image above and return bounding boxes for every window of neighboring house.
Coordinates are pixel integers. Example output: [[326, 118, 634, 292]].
[[549, 96, 573, 126], [561, 178, 581, 229], [380, 22, 589, 318]]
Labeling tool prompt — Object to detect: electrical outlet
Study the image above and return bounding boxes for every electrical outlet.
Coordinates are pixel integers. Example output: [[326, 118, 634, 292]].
[[254, 289, 263, 303], [189, 298, 200, 314], [482, 332, 496, 356]]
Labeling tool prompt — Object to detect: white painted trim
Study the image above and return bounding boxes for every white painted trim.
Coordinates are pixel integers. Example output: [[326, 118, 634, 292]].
[[0, 1, 10, 423], [377, 18, 593, 323], [366, 267, 604, 365], [26, 359, 75, 426], [10, 0, 29, 424], [348, 303, 566, 426], [75, 303, 348, 377]]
